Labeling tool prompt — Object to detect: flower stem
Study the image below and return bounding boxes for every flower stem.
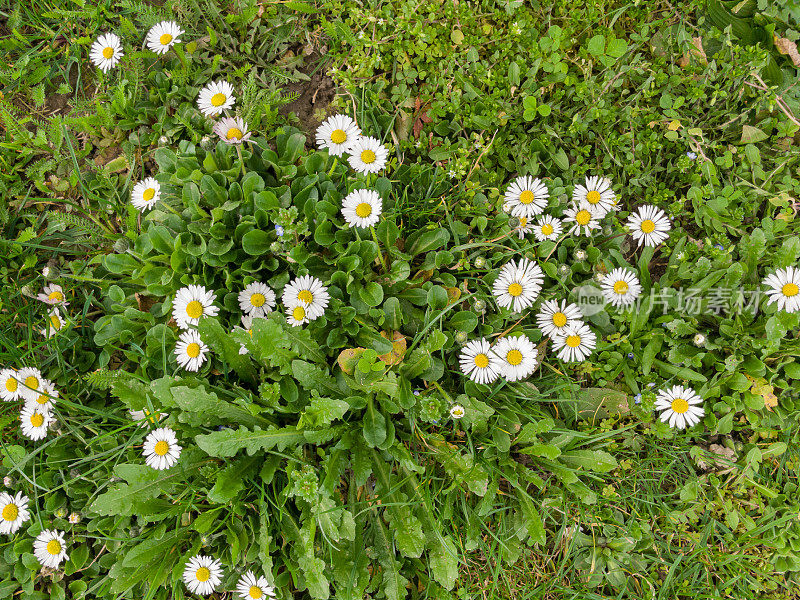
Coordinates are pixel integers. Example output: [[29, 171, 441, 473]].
[[236, 144, 247, 175], [369, 225, 389, 274], [328, 156, 338, 178]]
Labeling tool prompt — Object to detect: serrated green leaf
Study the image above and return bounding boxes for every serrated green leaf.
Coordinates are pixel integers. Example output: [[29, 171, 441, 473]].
[[195, 426, 306, 458]]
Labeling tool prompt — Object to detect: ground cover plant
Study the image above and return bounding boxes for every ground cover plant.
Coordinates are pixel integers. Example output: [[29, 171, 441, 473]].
[[1, 0, 800, 599]]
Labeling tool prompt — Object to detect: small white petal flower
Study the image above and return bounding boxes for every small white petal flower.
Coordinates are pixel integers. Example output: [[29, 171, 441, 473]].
[[20, 405, 53, 441], [573, 175, 616, 216], [282, 276, 329, 320], [449, 405, 465, 419], [533, 215, 562, 242], [146, 21, 184, 55], [172, 285, 219, 329], [286, 304, 310, 327], [563, 203, 602, 237], [316, 114, 361, 156], [33, 529, 68, 568], [536, 299, 583, 338], [26, 379, 58, 412], [130, 408, 166, 425], [347, 136, 388, 174], [655, 385, 704, 429], [15, 367, 43, 402], [552, 323, 596, 362], [238, 282, 276, 317], [342, 189, 382, 228], [492, 335, 540, 382], [693, 333, 706, 346], [492, 258, 544, 313], [503, 175, 549, 219], [197, 80, 235, 117], [213, 117, 252, 144], [600, 268, 642, 308], [68, 513, 81, 524], [183, 555, 224, 596], [41, 308, 66, 338], [142, 427, 181, 470], [459, 338, 501, 385], [236, 571, 276, 600], [763, 266, 800, 313], [626, 204, 671, 247], [89, 33, 123, 72], [0, 369, 20, 402], [131, 177, 161, 212], [513, 216, 535, 239], [174, 330, 209, 372], [0, 492, 30, 534], [37, 284, 68, 307]]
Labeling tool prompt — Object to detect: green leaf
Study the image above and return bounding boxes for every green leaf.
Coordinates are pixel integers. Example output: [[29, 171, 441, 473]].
[[359, 281, 384, 307], [408, 228, 450, 256], [606, 38, 628, 57], [559, 449, 618, 473], [362, 399, 387, 448], [514, 490, 546, 544], [383, 297, 403, 330], [198, 318, 257, 383], [448, 311, 478, 332], [300, 394, 350, 427], [291, 360, 342, 396], [387, 507, 426, 558], [519, 443, 561, 460], [196, 426, 306, 458], [587, 34, 606, 56], [168, 385, 264, 429], [242, 229, 271, 255], [208, 456, 260, 503], [428, 535, 459, 590]]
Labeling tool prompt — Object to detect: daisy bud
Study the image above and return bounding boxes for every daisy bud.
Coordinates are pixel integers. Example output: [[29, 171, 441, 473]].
[[159, 135, 169, 144], [473, 299, 487, 313], [454, 331, 469, 344], [114, 238, 130, 253], [557, 264, 571, 277], [68, 513, 81, 524], [474, 256, 486, 269], [507, 216, 521, 228], [574, 249, 587, 262]]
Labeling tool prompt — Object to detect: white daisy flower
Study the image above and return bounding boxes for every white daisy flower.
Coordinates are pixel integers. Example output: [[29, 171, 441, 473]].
[[130, 408, 166, 424], [183, 555, 224, 596], [282, 276, 329, 320], [342, 189, 382, 228], [492, 335, 540, 382], [536, 299, 583, 338], [655, 385, 704, 429], [20, 405, 52, 441], [346, 136, 388, 174], [197, 80, 235, 118], [626, 205, 671, 247], [503, 175, 549, 218], [449, 405, 466, 419], [15, 367, 43, 402], [459, 338, 501, 385], [27, 379, 58, 412], [174, 330, 209, 372], [763, 266, 800, 313], [286, 304, 310, 327], [37, 284, 68, 307], [316, 114, 361, 156], [238, 282, 276, 317], [693, 333, 706, 346], [68, 513, 81, 524], [492, 258, 544, 313], [236, 571, 276, 600], [146, 21, 184, 55], [573, 175, 616, 215], [0, 369, 20, 402], [142, 427, 181, 470], [0, 492, 30, 535], [563, 203, 602, 237], [33, 529, 68, 568], [213, 116, 252, 145], [131, 177, 161, 212], [513, 216, 535, 240], [89, 33, 123, 73], [600, 268, 642, 308], [41, 308, 66, 338], [172, 285, 218, 329], [552, 323, 597, 362]]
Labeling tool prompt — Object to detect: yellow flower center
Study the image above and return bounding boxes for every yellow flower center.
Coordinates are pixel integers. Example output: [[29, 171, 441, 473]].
[[586, 190, 601, 204], [5, 378, 17, 392], [102, 47, 114, 59], [782, 283, 799, 297], [519, 217, 528, 227], [575, 210, 591, 226], [507, 282, 523, 297], [142, 188, 156, 202], [211, 92, 227, 107], [2, 504, 18, 521], [613, 280, 629, 295], [297, 290, 314, 304], [46, 540, 62, 555], [541, 223, 554, 236], [249, 586, 263, 599], [36, 393, 49, 405], [186, 300, 204, 319], [226, 127, 243, 140], [566, 335, 581, 348], [356, 202, 374, 218], [330, 129, 347, 144], [186, 343, 201, 358], [159, 33, 173, 45], [671, 398, 689, 414], [360, 149, 376, 164], [250, 293, 266, 307], [30, 413, 44, 428], [519, 190, 535, 205], [25, 376, 39, 390], [506, 349, 523, 366], [48, 290, 64, 302], [195, 567, 211, 582], [154, 440, 170, 456], [552, 312, 567, 328], [474, 353, 489, 369], [640, 219, 655, 233], [292, 306, 306, 321], [50, 315, 62, 330]]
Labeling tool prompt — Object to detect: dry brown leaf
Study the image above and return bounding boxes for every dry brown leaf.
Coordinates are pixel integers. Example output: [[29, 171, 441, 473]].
[[379, 331, 407, 366], [775, 36, 800, 68]]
